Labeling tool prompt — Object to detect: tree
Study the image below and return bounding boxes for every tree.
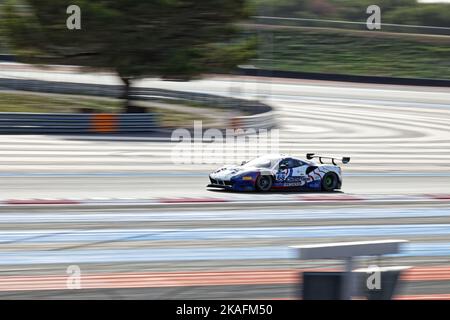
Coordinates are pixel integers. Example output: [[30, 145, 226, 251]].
[[1, 0, 255, 112]]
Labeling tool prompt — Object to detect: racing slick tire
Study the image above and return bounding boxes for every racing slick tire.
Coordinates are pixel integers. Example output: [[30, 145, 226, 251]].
[[255, 175, 273, 192], [321, 172, 339, 192]]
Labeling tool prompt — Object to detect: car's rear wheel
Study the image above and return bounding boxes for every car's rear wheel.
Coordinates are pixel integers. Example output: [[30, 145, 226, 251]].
[[321, 172, 338, 192], [255, 175, 273, 192]]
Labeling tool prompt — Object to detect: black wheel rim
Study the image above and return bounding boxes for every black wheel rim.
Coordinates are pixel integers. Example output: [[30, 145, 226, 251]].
[[259, 176, 270, 190], [324, 175, 334, 188]]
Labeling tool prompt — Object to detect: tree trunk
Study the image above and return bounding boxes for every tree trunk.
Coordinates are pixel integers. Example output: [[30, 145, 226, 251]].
[[121, 77, 146, 113]]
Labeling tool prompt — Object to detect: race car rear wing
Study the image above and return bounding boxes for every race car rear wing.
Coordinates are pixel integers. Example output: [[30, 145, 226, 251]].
[[306, 153, 350, 165]]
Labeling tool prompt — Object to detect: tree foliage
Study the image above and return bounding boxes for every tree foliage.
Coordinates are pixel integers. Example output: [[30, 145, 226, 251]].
[[2, 0, 255, 109]]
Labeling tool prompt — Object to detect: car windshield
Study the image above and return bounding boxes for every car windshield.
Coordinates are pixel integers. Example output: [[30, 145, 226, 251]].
[[242, 156, 275, 169]]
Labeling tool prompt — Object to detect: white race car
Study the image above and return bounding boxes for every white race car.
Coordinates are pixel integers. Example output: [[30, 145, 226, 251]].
[[207, 153, 350, 192]]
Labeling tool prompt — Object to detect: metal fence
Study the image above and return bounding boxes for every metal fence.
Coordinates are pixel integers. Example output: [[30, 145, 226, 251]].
[[0, 113, 158, 134]]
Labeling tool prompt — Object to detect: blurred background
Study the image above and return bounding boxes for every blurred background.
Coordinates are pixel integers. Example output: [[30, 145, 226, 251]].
[[0, 0, 449, 300]]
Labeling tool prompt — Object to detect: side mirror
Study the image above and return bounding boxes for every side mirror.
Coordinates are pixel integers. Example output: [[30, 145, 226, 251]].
[[279, 163, 288, 170]]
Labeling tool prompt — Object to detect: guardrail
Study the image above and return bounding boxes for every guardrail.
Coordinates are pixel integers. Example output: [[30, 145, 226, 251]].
[[0, 113, 158, 134], [131, 90, 275, 130], [0, 78, 273, 115], [0, 78, 122, 98], [238, 67, 450, 87], [0, 77, 277, 133]]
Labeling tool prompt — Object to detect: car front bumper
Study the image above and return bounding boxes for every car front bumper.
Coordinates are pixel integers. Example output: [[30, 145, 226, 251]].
[[206, 183, 233, 189], [207, 175, 255, 192]]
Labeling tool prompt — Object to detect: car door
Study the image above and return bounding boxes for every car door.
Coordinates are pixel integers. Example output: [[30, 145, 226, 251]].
[[275, 158, 308, 187]]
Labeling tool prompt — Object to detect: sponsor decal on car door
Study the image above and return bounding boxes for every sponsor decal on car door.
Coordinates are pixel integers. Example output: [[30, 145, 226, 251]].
[[275, 158, 308, 187], [285, 163, 308, 187]]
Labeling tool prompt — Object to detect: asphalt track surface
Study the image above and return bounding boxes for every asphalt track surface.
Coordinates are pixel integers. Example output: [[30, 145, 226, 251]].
[[1, 175, 450, 199], [0, 65, 450, 299]]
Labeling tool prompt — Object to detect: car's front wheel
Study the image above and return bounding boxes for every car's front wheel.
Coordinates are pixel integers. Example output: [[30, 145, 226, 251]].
[[321, 172, 338, 192], [255, 175, 273, 192]]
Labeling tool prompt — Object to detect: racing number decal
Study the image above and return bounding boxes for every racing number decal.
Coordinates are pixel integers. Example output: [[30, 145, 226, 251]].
[[276, 168, 290, 181], [275, 168, 307, 186]]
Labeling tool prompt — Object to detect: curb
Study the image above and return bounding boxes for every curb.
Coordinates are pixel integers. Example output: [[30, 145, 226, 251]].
[[1, 194, 450, 208]]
